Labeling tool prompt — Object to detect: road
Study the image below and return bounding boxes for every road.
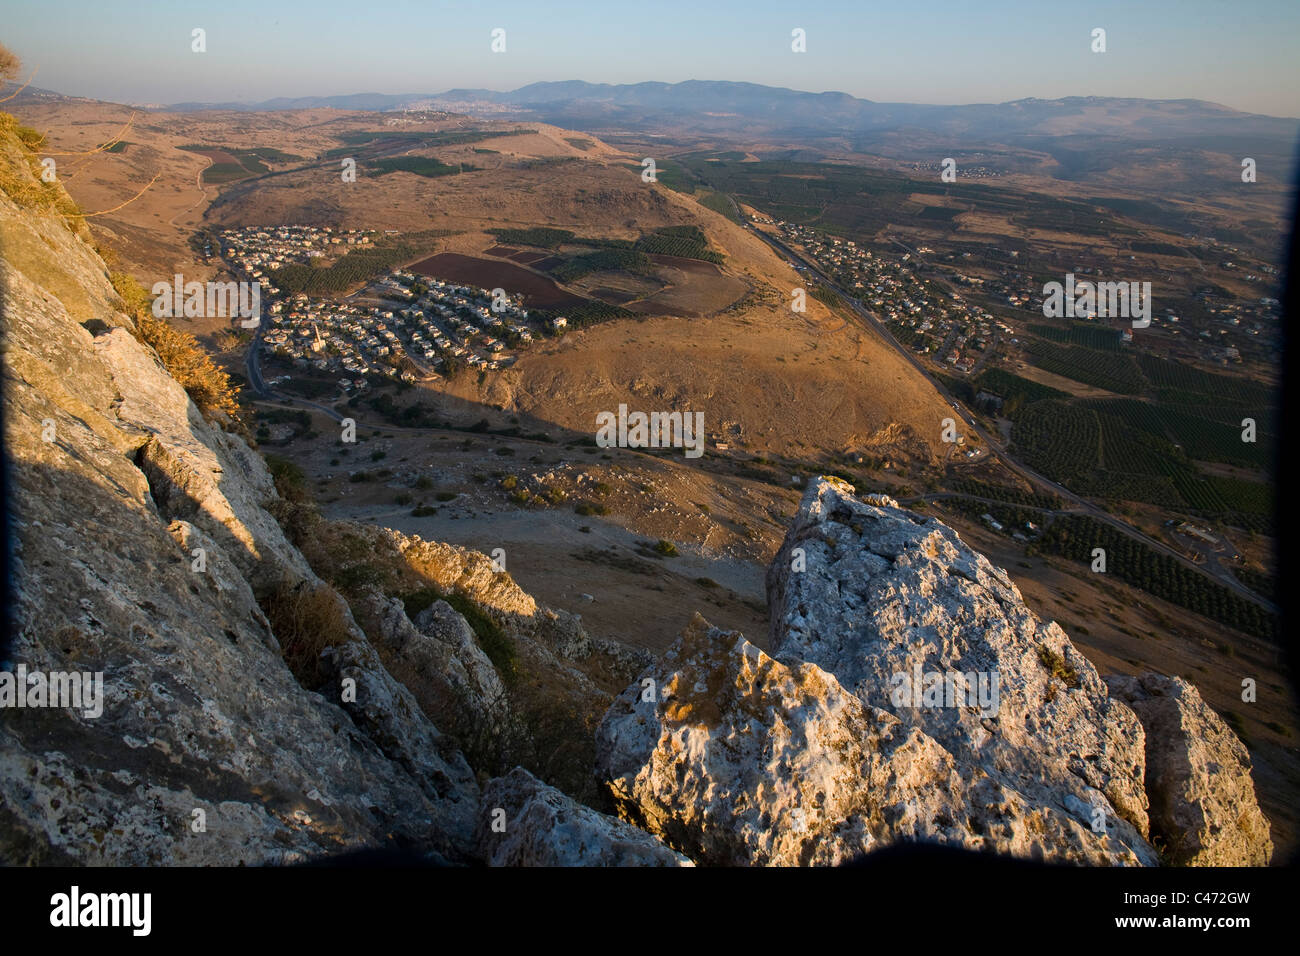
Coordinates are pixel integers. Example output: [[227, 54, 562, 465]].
[[746, 223, 1274, 612]]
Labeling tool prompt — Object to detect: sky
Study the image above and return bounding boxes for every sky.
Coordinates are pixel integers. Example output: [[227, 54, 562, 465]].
[[3, 0, 1299, 117]]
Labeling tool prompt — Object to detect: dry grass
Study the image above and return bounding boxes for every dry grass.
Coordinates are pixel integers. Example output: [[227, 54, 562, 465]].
[[260, 581, 358, 688], [0, 112, 87, 234], [0, 43, 20, 82], [109, 271, 244, 424]]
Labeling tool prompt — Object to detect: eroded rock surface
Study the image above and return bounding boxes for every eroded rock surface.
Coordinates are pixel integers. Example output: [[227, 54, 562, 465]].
[[1, 159, 479, 865], [475, 768, 691, 866], [1106, 673, 1273, 866], [596, 613, 1156, 865], [765, 478, 1156, 858]]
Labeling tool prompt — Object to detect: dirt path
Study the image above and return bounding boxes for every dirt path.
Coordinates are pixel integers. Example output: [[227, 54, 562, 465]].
[[168, 154, 212, 228]]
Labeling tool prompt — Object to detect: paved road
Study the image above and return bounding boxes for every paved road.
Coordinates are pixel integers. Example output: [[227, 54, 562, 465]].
[[747, 224, 1274, 612]]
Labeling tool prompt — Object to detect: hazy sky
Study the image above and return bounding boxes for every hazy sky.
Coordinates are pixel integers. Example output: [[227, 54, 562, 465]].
[[4, 0, 1299, 116]]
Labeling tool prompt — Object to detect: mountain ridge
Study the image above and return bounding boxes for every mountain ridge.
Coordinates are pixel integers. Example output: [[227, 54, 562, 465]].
[[9, 79, 1295, 127]]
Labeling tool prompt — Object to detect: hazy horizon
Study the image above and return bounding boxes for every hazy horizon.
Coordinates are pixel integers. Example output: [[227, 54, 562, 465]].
[[4, 0, 1299, 118]]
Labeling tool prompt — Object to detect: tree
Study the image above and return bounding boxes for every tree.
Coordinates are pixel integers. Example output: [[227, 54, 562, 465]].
[[0, 43, 20, 83]]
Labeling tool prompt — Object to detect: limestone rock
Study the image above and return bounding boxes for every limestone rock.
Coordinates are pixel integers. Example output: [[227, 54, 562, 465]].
[[95, 326, 313, 588], [596, 614, 1153, 865], [476, 768, 691, 866], [764, 478, 1155, 861], [1105, 673, 1273, 866], [320, 639, 480, 847], [355, 588, 510, 753], [389, 530, 537, 618]]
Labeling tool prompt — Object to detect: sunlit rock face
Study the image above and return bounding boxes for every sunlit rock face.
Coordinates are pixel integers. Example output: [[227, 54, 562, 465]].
[[596, 612, 1154, 866], [1105, 673, 1272, 866], [595, 478, 1269, 866]]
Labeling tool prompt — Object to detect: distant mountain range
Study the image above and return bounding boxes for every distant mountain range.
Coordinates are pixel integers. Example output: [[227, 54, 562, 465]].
[[156, 80, 1299, 144], [10, 79, 1296, 161]]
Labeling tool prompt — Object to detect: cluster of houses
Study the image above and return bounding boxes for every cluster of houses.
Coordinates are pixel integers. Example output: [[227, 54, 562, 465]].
[[213, 226, 571, 390], [218, 225, 377, 285], [774, 218, 1279, 376], [260, 270, 544, 387], [775, 222, 1006, 374], [980, 513, 1041, 543], [906, 161, 1003, 179]]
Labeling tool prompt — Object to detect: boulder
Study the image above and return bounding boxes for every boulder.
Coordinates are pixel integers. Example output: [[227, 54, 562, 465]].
[[596, 614, 1154, 865], [476, 768, 691, 866], [765, 478, 1155, 859], [1105, 673, 1273, 866]]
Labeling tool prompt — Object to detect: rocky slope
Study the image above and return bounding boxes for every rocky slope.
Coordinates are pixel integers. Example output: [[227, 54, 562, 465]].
[[0, 118, 1274, 867], [596, 479, 1273, 866], [0, 120, 648, 864]]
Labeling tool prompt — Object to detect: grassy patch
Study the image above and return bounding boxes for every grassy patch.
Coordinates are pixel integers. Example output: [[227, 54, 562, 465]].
[[403, 587, 518, 683], [1036, 644, 1080, 688], [261, 582, 357, 688]]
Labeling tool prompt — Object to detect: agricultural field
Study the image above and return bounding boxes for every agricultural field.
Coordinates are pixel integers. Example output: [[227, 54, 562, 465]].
[[365, 156, 476, 178], [1022, 340, 1145, 394], [271, 229, 454, 296], [971, 367, 1068, 417], [1037, 515, 1277, 640], [410, 252, 585, 309], [1010, 396, 1274, 528], [321, 128, 534, 158], [670, 155, 1146, 245], [1027, 322, 1122, 351], [177, 144, 303, 183]]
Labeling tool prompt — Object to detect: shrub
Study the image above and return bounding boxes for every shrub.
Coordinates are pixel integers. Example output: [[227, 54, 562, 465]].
[[261, 582, 357, 688], [1036, 645, 1080, 687], [654, 540, 679, 557], [263, 454, 319, 544], [402, 587, 518, 682]]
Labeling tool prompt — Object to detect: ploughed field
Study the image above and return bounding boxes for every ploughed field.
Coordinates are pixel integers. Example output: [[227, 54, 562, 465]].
[[409, 252, 585, 308]]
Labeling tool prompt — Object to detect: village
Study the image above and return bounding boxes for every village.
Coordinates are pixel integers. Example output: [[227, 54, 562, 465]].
[[770, 219, 1278, 374], [217, 225, 565, 391], [775, 221, 1009, 374]]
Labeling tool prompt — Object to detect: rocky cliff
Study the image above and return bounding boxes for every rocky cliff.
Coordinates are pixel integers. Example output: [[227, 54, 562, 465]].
[[0, 119, 1273, 867]]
